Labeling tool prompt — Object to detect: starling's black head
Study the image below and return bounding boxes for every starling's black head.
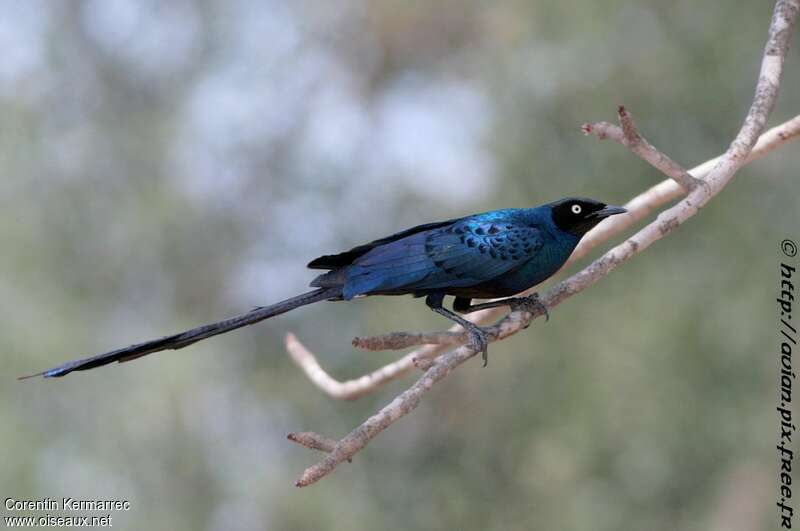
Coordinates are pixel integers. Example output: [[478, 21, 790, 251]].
[[549, 197, 627, 237]]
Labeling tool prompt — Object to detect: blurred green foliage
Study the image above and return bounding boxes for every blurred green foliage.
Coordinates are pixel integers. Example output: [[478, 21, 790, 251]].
[[1, 1, 798, 529]]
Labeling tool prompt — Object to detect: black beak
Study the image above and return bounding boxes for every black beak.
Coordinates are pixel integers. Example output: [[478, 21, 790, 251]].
[[591, 205, 627, 219]]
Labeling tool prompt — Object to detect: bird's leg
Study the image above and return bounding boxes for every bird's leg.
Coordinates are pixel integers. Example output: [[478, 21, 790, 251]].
[[453, 293, 549, 322], [425, 293, 490, 367]]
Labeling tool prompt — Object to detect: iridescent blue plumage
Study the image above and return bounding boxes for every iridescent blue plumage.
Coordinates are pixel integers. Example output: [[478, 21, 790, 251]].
[[326, 208, 578, 300], [22, 197, 625, 378]]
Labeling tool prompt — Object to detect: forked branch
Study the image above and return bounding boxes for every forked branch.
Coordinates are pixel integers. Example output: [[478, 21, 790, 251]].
[[582, 105, 703, 191]]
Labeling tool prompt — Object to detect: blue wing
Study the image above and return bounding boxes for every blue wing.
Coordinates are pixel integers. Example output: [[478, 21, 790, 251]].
[[342, 215, 545, 299], [307, 218, 461, 270]]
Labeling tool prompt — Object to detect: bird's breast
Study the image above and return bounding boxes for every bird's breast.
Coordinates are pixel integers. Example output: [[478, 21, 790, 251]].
[[447, 236, 576, 298]]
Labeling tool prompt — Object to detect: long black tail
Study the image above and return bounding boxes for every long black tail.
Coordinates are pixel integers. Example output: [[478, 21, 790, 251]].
[[19, 287, 341, 380]]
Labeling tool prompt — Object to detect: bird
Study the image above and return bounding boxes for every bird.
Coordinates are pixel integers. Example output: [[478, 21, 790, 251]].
[[20, 197, 625, 379]]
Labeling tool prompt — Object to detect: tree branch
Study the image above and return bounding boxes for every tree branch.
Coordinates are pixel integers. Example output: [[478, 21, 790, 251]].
[[289, 0, 799, 487], [287, 431, 341, 454], [352, 330, 465, 351], [583, 105, 703, 191]]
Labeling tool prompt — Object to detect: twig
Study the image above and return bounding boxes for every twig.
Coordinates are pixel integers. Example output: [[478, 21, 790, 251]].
[[287, 432, 352, 462], [285, 332, 414, 401], [569, 111, 800, 260], [287, 431, 340, 453], [352, 330, 465, 350], [289, 0, 798, 487], [294, 343, 477, 487], [286, 306, 532, 399], [287, 112, 800, 400], [583, 106, 703, 191]]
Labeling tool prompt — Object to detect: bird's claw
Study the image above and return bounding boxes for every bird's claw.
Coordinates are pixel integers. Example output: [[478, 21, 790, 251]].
[[509, 294, 549, 322], [466, 327, 490, 367]]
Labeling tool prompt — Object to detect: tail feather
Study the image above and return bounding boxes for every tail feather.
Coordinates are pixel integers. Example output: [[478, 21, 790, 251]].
[[19, 287, 341, 380]]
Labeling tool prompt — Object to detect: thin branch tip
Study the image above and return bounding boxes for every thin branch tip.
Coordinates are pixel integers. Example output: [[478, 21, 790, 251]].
[[618, 107, 641, 144], [288, 431, 352, 462], [413, 356, 435, 370], [585, 105, 702, 191]]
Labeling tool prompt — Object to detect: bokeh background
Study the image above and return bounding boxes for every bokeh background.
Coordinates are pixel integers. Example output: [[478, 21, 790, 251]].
[[2, 1, 799, 529]]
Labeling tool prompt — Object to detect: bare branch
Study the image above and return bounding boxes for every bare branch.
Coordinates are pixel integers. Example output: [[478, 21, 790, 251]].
[[289, 0, 798, 487], [294, 343, 477, 487], [584, 106, 703, 191], [580, 120, 621, 141], [573, 111, 800, 260], [353, 330, 465, 351], [287, 431, 340, 454], [287, 305, 533, 399], [287, 432, 355, 463], [287, 332, 416, 399], [285, 332, 416, 401]]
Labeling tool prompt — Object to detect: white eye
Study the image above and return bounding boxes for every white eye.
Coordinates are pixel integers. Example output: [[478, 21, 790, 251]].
[[571, 204, 582, 214]]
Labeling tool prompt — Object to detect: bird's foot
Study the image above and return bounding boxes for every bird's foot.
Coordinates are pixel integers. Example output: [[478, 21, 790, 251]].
[[464, 325, 490, 367], [508, 293, 549, 322]]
